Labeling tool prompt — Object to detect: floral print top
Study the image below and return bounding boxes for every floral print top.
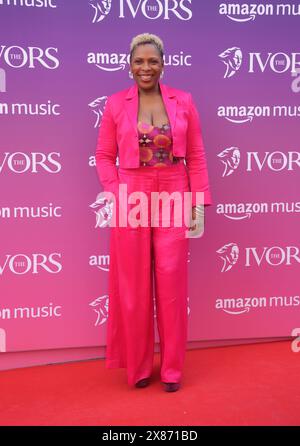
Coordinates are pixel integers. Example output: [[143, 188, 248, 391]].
[[137, 121, 184, 167]]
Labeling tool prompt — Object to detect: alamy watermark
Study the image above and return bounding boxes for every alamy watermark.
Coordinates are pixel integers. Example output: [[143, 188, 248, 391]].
[[291, 328, 300, 352], [93, 184, 205, 238]]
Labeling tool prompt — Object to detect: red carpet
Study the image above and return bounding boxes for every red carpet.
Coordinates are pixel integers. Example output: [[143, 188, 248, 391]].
[[0, 340, 299, 426]]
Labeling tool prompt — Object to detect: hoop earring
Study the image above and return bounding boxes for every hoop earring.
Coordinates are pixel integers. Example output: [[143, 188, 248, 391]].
[[160, 70, 164, 79], [129, 71, 133, 79]]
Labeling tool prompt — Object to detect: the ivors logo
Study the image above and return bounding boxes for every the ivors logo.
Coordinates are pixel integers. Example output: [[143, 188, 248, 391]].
[[0, 45, 59, 69], [90, 0, 193, 23]]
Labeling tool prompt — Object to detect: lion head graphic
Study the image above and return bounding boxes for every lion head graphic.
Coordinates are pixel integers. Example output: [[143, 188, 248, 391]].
[[219, 47, 243, 78], [91, 194, 114, 229], [90, 0, 112, 23], [217, 147, 241, 177], [216, 243, 239, 272], [90, 295, 109, 326], [88, 96, 108, 128]]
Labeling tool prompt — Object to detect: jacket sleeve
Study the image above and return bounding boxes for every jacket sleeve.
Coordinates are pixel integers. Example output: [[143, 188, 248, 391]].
[[95, 95, 119, 199], [186, 93, 213, 207]]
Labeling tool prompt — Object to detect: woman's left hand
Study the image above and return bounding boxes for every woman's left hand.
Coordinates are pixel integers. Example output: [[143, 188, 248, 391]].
[[188, 205, 205, 237]]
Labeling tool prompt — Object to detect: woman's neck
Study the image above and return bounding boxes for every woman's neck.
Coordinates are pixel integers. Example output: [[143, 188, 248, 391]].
[[138, 82, 160, 97]]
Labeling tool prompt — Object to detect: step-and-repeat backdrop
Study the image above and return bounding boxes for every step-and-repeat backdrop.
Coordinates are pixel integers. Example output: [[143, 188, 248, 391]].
[[1, 1, 299, 358]]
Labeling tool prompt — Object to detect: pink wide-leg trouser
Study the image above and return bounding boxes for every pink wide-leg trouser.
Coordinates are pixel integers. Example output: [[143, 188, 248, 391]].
[[105, 162, 191, 386]]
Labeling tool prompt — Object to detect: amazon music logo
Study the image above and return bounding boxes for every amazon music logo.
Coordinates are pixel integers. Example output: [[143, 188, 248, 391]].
[[216, 201, 300, 221], [0, 0, 56, 7], [0, 100, 61, 116], [219, 3, 300, 22], [217, 104, 300, 123], [0, 253, 62, 275], [87, 50, 191, 71], [217, 243, 300, 271], [0, 204, 63, 220], [215, 295, 300, 316], [0, 152, 61, 173], [0, 45, 59, 69], [89, 253, 110, 272], [219, 47, 300, 79], [0, 303, 62, 320], [89, 0, 192, 23]]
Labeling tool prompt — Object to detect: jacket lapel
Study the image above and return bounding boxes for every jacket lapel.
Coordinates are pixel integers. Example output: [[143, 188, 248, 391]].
[[124, 80, 177, 136]]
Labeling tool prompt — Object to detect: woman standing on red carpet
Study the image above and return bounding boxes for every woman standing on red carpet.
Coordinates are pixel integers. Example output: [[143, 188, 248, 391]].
[[95, 33, 212, 392]]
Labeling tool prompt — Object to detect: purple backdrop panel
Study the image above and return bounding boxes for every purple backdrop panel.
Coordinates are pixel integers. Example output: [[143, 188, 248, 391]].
[[0, 1, 299, 358]]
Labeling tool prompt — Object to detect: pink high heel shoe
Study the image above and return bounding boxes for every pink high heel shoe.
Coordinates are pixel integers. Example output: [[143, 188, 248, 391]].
[[163, 382, 181, 392], [135, 377, 150, 388]]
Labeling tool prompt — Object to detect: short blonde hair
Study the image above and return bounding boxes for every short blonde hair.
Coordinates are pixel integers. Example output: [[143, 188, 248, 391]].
[[129, 33, 164, 62]]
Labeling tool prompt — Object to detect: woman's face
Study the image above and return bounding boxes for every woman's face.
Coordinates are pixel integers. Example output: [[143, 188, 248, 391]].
[[130, 43, 164, 91]]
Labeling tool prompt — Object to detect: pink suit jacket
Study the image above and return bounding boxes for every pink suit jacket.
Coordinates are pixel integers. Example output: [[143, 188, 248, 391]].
[[95, 80, 212, 207]]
